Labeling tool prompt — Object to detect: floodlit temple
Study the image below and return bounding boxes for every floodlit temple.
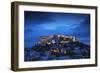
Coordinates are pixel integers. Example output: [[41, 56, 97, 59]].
[[38, 34, 79, 45]]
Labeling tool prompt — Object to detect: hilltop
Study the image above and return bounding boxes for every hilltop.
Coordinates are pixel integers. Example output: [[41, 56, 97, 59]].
[[24, 35, 90, 61]]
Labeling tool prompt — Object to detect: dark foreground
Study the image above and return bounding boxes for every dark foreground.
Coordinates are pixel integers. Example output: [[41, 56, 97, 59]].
[[24, 42, 90, 61]]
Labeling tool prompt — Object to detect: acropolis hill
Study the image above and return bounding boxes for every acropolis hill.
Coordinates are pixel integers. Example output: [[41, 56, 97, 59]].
[[25, 34, 90, 61]]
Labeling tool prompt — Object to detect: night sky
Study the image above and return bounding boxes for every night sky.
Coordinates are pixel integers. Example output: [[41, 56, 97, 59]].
[[24, 11, 90, 48]]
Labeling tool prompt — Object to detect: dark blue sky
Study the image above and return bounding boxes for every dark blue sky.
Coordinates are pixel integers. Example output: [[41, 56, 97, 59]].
[[24, 11, 90, 48]]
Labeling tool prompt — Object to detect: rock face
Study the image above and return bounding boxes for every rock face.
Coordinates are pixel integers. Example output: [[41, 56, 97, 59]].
[[24, 35, 90, 61]]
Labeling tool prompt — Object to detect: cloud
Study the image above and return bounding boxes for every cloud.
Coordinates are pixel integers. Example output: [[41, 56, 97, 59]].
[[24, 11, 54, 25], [24, 11, 90, 48]]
